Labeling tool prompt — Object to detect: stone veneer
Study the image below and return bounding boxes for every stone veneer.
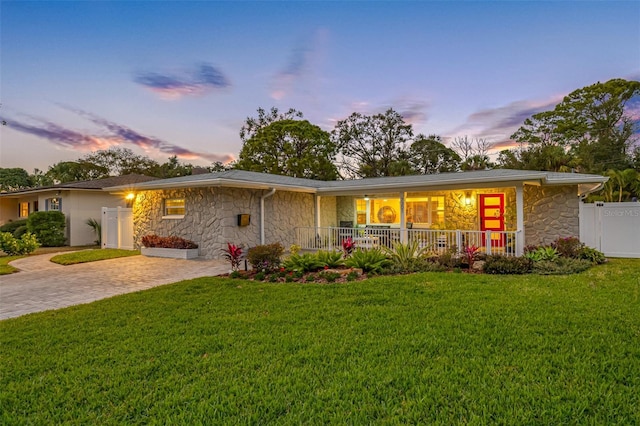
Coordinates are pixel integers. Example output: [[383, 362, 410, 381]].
[[134, 188, 314, 259], [523, 185, 579, 246]]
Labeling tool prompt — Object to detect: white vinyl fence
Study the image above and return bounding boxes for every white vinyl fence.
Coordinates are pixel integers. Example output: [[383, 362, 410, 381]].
[[579, 202, 640, 258], [101, 207, 134, 250]]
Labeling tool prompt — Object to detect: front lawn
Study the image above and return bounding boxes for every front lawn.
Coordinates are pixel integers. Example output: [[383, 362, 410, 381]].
[[1, 259, 638, 424], [50, 248, 140, 265]]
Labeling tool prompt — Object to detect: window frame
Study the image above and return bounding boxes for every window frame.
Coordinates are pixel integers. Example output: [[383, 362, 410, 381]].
[[163, 198, 186, 219]]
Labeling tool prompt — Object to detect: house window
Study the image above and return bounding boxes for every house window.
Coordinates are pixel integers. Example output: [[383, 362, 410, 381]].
[[19, 202, 29, 218], [47, 198, 61, 211], [356, 199, 367, 225], [164, 198, 185, 217], [354, 195, 446, 227], [406, 196, 445, 226]]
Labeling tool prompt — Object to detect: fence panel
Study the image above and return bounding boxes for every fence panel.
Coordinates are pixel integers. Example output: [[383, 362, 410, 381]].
[[579, 202, 640, 258], [101, 207, 133, 250]]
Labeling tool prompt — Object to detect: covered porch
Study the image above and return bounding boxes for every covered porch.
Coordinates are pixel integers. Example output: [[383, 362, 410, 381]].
[[295, 184, 527, 257]]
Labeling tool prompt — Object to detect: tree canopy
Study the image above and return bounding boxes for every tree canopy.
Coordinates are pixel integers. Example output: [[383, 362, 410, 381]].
[[332, 108, 413, 178], [509, 78, 640, 173], [408, 135, 461, 174], [235, 119, 338, 180], [0, 168, 33, 192]]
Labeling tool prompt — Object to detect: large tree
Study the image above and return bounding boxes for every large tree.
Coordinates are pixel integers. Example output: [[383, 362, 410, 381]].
[[0, 168, 32, 192], [239, 107, 304, 143], [82, 147, 159, 176], [510, 78, 640, 173], [235, 119, 338, 180], [332, 108, 413, 178], [409, 134, 460, 174], [46, 161, 110, 183]]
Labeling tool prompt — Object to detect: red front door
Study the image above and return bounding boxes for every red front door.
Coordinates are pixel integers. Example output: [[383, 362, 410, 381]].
[[479, 194, 505, 247]]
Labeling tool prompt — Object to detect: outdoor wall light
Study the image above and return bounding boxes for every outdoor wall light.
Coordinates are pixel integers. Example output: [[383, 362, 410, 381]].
[[465, 191, 473, 206], [125, 193, 135, 201]]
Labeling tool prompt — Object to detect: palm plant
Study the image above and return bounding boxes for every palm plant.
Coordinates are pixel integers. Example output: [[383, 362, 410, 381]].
[[85, 218, 101, 245]]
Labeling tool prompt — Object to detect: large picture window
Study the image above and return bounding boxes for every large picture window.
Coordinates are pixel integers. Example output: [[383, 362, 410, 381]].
[[164, 198, 185, 217], [354, 195, 445, 227]]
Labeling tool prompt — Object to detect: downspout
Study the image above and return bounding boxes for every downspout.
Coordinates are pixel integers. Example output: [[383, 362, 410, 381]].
[[260, 188, 276, 245]]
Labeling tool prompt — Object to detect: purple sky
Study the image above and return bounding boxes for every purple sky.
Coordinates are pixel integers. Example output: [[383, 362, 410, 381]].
[[1, 1, 639, 172]]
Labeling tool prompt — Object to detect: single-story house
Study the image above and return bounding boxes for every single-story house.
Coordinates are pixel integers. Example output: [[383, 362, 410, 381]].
[[106, 169, 608, 258], [0, 174, 157, 246]]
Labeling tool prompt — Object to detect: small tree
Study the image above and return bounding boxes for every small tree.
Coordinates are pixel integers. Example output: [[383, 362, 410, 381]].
[[27, 211, 66, 247]]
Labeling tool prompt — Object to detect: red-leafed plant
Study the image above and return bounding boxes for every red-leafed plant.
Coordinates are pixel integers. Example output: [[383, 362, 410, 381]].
[[221, 242, 244, 271], [141, 234, 198, 249], [342, 237, 356, 258], [464, 244, 480, 271]]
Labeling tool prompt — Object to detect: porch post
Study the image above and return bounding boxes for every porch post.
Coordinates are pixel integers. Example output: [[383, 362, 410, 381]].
[[400, 192, 407, 243], [315, 194, 321, 230], [515, 183, 525, 256]]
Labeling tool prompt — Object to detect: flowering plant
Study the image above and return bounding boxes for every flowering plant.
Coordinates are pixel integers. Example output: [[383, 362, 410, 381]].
[[221, 242, 243, 271], [342, 237, 356, 258], [464, 244, 480, 271]]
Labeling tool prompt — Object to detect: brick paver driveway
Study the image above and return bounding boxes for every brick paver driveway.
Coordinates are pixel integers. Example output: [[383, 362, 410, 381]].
[[0, 253, 228, 320]]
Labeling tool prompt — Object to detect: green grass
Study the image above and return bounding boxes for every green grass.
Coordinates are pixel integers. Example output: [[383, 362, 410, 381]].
[[1, 259, 639, 424], [0, 255, 21, 275], [50, 248, 140, 265]]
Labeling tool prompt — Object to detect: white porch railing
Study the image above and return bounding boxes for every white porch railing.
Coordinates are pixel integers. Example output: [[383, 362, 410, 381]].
[[294, 227, 520, 256]]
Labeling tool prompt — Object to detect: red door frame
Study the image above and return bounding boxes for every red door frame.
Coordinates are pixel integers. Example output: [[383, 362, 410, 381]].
[[479, 194, 505, 247]]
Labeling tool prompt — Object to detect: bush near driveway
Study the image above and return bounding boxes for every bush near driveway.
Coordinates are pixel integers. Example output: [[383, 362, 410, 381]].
[[1, 259, 638, 424]]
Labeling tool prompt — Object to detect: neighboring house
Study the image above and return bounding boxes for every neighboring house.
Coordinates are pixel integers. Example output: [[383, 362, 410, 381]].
[[106, 169, 607, 259], [0, 174, 158, 246]]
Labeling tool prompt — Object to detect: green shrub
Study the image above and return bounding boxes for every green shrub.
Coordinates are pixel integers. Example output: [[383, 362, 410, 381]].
[[283, 253, 324, 273], [26, 211, 66, 247], [247, 243, 284, 272], [13, 225, 28, 239], [578, 246, 606, 264], [346, 271, 359, 281], [319, 271, 341, 283], [524, 246, 559, 262], [0, 232, 40, 255], [0, 219, 28, 235], [316, 250, 345, 268], [384, 240, 427, 272], [553, 236, 583, 258], [533, 258, 593, 275], [86, 218, 101, 245], [483, 256, 533, 275], [345, 248, 392, 274], [254, 271, 266, 281]]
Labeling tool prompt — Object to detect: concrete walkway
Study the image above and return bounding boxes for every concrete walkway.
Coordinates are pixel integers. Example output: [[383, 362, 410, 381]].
[[0, 253, 229, 320]]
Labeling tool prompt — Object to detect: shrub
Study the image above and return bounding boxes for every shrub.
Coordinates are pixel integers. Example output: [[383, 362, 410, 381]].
[[553, 237, 583, 258], [578, 246, 606, 264], [319, 271, 341, 283], [533, 258, 592, 275], [86, 218, 101, 245], [254, 271, 266, 281], [27, 211, 66, 247], [0, 232, 40, 255], [13, 225, 28, 239], [0, 219, 28, 235], [316, 250, 345, 268], [141, 234, 198, 249], [283, 253, 324, 273], [289, 244, 301, 256], [345, 248, 392, 274], [346, 271, 359, 281], [524, 246, 559, 262], [384, 241, 427, 272], [221, 242, 243, 271], [483, 256, 533, 275], [247, 243, 284, 272]]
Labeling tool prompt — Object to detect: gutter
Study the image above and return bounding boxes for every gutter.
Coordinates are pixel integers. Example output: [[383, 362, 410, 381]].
[[260, 188, 276, 245]]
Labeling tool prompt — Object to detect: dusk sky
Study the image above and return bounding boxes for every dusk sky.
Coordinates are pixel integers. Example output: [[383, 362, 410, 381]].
[[1, 1, 639, 173]]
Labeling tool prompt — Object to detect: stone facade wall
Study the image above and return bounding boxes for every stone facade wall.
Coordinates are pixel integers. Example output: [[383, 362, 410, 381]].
[[524, 185, 579, 246], [264, 191, 315, 249], [336, 196, 355, 224], [319, 196, 337, 228], [134, 187, 314, 259]]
